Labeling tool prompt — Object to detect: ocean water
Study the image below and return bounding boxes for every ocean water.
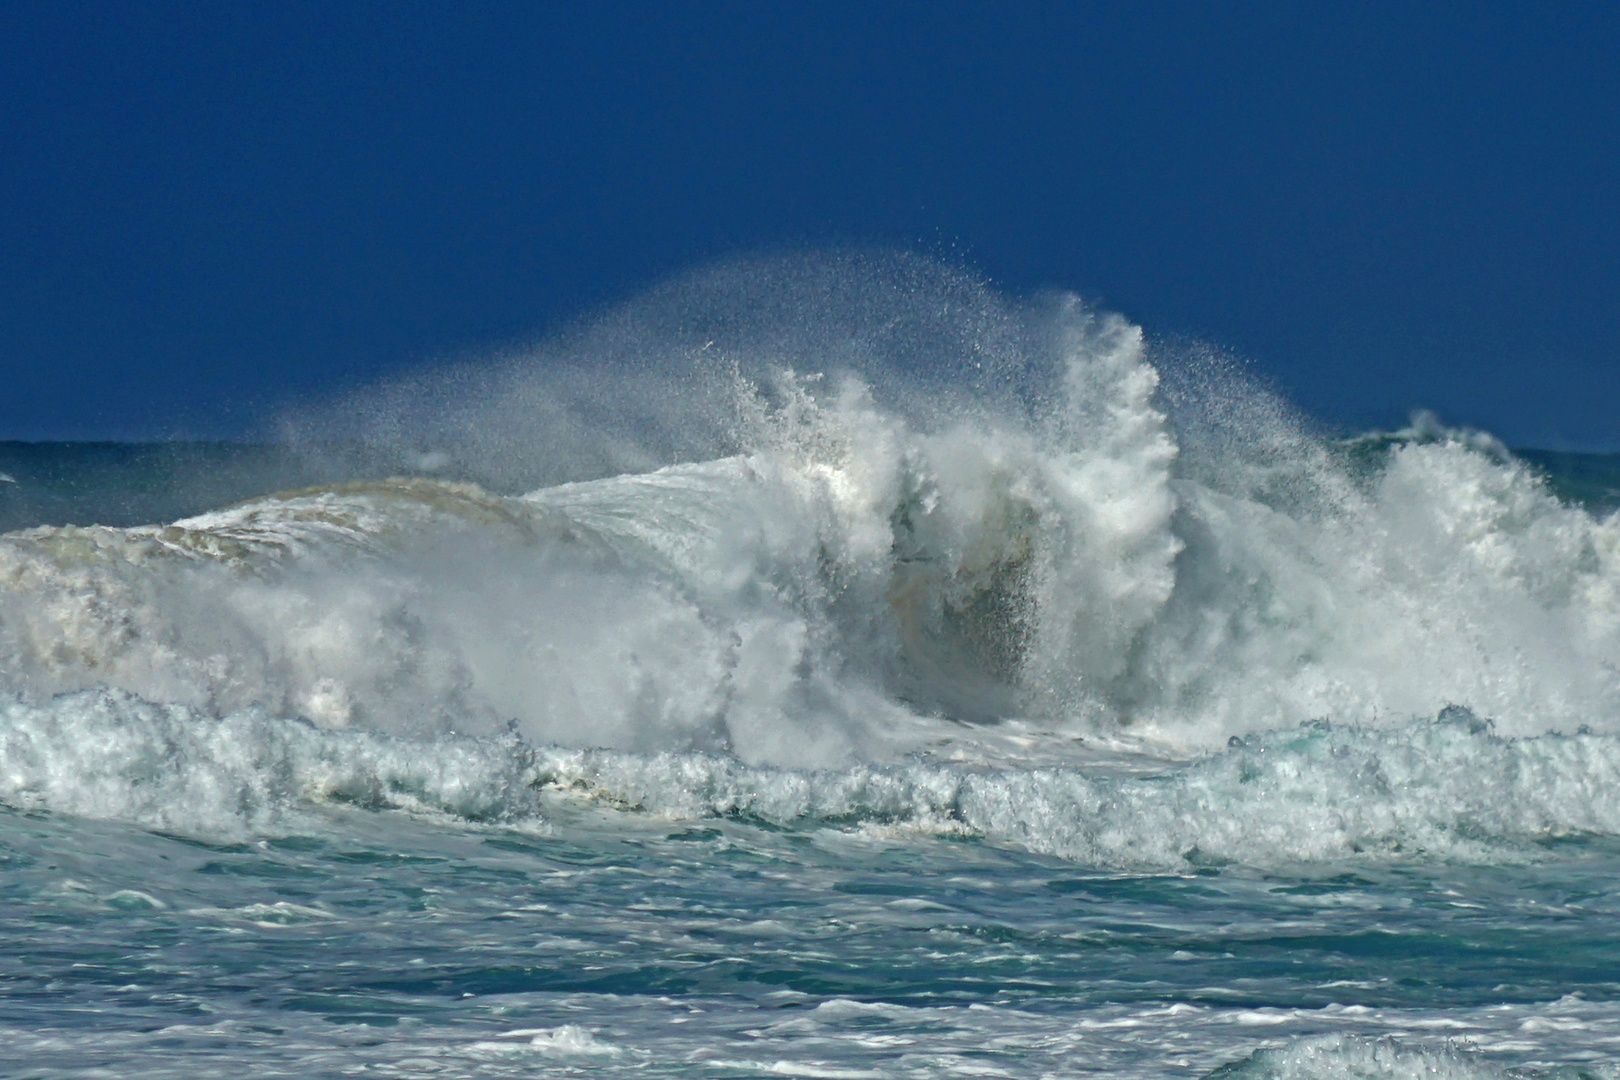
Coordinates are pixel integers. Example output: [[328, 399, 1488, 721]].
[[5, 256, 1620, 1078]]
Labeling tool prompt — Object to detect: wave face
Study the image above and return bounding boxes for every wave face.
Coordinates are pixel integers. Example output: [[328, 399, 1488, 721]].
[[2, 253, 1619, 851]]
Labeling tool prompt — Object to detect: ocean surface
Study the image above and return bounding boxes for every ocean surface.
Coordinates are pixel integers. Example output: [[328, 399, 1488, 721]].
[[6, 258, 1620, 1078]]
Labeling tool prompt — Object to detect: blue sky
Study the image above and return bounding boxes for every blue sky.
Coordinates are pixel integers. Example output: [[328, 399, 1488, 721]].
[[2, 2, 1616, 446]]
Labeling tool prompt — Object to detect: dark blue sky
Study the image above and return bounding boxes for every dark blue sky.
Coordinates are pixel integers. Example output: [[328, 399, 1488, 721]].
[[2, 2, 1616, 446]]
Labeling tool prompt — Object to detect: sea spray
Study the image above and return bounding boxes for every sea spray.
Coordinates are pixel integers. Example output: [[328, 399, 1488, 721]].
[[4, 283, 1619, 768]]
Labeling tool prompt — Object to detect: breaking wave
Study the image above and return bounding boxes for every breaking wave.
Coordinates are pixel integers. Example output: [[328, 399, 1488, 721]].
[[3, 252, 1618, 858], [5, 688, 1620, 868]]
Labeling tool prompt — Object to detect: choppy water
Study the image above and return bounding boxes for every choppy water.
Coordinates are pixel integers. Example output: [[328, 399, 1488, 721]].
[[5, 254, 1620, 1077]]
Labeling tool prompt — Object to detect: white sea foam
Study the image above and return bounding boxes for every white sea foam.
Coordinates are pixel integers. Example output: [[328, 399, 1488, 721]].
[[1208, 1034, 1524, 1080], [7, 685, 1620, 867], [534, 710, 1620, 867], [0, 689, 542, 838], [473, 1024, 623, 1058]]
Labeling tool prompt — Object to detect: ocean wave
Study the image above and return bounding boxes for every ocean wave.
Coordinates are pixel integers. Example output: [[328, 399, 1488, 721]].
[[7, 688, 1620, 870], [0, 689, 542, 838], [537, 707, 1620, 868], [4, 265, 1620, 868], [3, 291, 1617, 771]]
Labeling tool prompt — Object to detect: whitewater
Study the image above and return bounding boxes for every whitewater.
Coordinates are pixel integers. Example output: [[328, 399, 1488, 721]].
[[4, 254, 1620, 1078]]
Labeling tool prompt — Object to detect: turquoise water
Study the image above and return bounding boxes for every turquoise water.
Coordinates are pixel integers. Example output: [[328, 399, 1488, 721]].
[[8, 797, 1620, 1078], [6, 271, 1620, 1077]]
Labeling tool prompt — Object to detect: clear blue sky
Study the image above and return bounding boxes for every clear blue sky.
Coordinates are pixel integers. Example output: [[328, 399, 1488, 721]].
[[2, 2, 1616, 446]]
